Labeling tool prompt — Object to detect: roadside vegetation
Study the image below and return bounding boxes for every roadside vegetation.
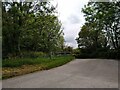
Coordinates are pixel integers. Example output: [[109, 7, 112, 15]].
[[2, 1, 64, 59], [75, 1, 120, 59], [2, 0, 74, 79], [2, 55, 74, 79]]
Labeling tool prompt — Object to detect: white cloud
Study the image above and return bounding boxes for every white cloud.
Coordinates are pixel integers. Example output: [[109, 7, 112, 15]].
[[52, 0, 89, 48]]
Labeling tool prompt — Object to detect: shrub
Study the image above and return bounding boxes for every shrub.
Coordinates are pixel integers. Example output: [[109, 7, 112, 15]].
[[21, 51, 46, 58], [74, 48, 120, 59]]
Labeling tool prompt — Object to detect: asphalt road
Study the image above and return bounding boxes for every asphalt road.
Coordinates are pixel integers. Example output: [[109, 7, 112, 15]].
[[2, 59, 118, 88]]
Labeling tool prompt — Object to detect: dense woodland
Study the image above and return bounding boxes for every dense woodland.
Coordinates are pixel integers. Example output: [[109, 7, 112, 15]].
[[2, 0, 120, 60], [76, 1, 120, 59], [2, 0, 67, 59]]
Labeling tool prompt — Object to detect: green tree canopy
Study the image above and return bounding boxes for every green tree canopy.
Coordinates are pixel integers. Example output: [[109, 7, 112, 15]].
[[2, 0, 64, 59], [76, 1, 120, 59]]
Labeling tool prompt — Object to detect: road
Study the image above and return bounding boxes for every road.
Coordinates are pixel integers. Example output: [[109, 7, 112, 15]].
[[2, 59, 118, 88]]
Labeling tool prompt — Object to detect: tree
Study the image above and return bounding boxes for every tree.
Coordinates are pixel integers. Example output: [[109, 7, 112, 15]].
[[2, 1, 33, 58], [80, 1, 120, 49], [2, 0, 64, 59], [76, 1, 120, 58]]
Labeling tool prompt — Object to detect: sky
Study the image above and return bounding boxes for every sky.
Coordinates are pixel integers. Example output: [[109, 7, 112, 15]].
[[52, 0, 89, 48]]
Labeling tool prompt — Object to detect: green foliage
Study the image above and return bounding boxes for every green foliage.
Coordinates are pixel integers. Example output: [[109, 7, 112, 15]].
[[2, 55, 74, 68], [2, 1, 64, 59], [63, 46, 73, 54], [20, 51, 46, 58], [73, 48, 80, 57], [42, 56, 74, 69], [76, 1, 120, 59], [2, 55, 74, 79], [74, 48, 120, 59]]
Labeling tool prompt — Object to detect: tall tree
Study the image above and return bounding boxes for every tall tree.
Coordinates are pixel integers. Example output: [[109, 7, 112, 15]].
[[77, 1, 120, 50], [2, 0, 64, 59], [2, 1, 33, 58], [76, 1, 120, 58]]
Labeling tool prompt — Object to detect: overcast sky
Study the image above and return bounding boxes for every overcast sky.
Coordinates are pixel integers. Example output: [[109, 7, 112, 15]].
[[52, 0, 89, 48]]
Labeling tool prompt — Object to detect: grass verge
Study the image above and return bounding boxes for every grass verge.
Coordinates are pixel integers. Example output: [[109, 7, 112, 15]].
[[2, 55, 74, 79]]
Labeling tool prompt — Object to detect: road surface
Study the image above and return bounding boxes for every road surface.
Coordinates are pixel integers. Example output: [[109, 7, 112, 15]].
[[2, 59, 118, 88]]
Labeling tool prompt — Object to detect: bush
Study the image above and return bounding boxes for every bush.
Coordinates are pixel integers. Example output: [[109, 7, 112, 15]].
[[105, 49, 120, 59], [3, 51, 47, 59], [74, 48, 120, 59], [21, 51, 46, 58]]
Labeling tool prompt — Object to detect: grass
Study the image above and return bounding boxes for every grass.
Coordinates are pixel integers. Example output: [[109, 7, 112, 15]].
[[2, 55, 74, 79]]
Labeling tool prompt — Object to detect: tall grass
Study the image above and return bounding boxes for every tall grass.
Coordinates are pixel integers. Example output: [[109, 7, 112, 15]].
[[2, 55, 74, 79], [2, 55, 74, 68]]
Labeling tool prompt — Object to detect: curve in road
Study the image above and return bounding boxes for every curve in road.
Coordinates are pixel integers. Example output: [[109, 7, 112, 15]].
[[2, 59, 118, 88]]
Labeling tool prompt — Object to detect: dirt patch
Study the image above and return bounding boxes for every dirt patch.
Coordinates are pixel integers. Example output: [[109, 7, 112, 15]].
[[2, 64, 45, 79]]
